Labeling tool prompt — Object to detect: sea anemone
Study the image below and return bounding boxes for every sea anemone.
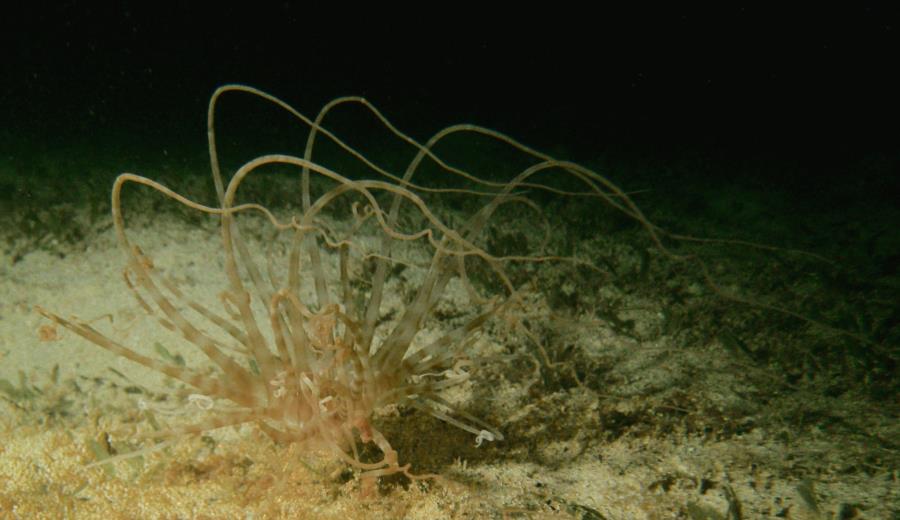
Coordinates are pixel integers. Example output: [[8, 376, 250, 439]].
[[36, 85, 645, 488]]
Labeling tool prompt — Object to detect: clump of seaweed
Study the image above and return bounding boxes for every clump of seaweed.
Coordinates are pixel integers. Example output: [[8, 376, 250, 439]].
[[34, 85, 665, 488]]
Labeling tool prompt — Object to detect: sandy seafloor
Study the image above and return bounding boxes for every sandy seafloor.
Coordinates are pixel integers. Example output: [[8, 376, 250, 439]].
[[0, 171, 898, 519]]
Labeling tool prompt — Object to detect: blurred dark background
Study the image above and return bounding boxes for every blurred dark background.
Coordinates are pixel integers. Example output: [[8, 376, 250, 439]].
[[2, 5, 896, 157]]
